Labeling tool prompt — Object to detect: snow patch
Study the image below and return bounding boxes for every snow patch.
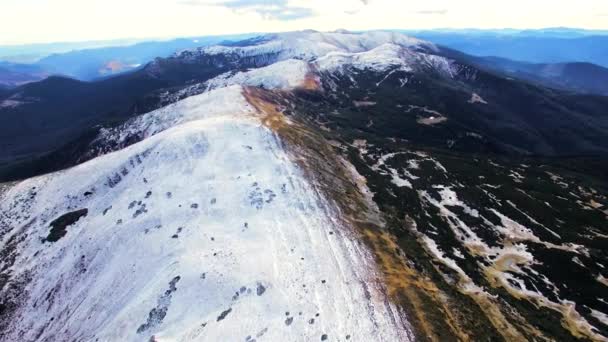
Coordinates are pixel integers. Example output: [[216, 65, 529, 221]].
[[468, 93, 488, 104], [205, 59, 310, 90]]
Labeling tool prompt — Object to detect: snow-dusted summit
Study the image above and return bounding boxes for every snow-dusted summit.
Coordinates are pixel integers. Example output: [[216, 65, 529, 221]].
[[169, 30, 454, 94], [195, 30, 436, 61]]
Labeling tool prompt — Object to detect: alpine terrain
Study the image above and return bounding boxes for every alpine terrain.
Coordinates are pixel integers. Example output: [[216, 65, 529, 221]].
[[1, 30, 607, 341]]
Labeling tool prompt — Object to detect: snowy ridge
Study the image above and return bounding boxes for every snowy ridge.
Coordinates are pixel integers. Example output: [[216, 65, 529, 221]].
[[95, 86, 255, 148], [197, 30, 435, 60], [92, 76, 306, 155], [315, 43, 456, 75], [205, 59, 311, 91], [0, 86, 414, 341], [179, 30, 449, 75], [315, 44, 412, 73], [91, 65, 313, 160]]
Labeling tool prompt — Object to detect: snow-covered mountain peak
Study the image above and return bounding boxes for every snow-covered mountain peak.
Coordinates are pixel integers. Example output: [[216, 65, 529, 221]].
[[192, 30, 437, 63], [164, 31, 452, 90], [313, 42, 455, 76]]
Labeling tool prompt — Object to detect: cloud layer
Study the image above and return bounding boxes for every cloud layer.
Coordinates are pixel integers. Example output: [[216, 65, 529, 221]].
[[178, 0, 315, 20]]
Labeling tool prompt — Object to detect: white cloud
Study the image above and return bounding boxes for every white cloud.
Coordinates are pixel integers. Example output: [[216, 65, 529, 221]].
[[177, 0, 315, 20], [0, 0, 607, 44]]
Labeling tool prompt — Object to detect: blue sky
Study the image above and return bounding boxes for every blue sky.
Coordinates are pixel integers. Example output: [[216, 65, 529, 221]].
[[1, 0, 607, 44]]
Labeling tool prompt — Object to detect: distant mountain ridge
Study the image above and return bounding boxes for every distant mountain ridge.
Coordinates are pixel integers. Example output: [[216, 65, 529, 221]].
[[0, 61, 48, 87], [34, 34, 256, 80], [403, 27, 608, 38], [472, 57, 608, 95], [0, 38, 145, 63], [434, 48, 608, 96], [0, 34, 256, 85], [3, 28, 608, 88], [405, 30, 608, 67]]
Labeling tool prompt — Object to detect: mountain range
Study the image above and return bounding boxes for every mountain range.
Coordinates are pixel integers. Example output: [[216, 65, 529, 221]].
[[1, 30, 607, 341], [0, 34, 256, 84], [0, 62, 49, 87], [470, 57, 608, 94], [404, 29, 608, 67], [3, 28, 608, 91]]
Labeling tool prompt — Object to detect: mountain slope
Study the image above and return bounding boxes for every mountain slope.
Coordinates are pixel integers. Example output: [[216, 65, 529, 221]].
[[0, 85, 413, 341], [280, 69, 608, 341], [459, 55, 608, 95], [0, 62, 48, 87]]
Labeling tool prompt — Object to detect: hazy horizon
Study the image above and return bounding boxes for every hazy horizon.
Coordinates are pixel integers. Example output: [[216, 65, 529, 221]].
[[2, 0, 608, 45], [1, 27, 608, 49]]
